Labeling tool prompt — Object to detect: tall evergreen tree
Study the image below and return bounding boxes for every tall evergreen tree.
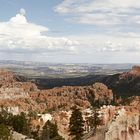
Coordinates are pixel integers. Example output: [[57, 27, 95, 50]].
[[87, 108, 101, 133], [69, 106, 84, 140], [41, 120, 64, 140]]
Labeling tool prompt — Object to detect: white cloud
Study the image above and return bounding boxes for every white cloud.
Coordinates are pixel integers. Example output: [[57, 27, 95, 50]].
[[0, 9, 79, 54], [53, 0, 140, 62], [1, 7, 140, 63], [68, 34, 140, 54], [55, 0, 140, 27], [55, 0, 140, 14]]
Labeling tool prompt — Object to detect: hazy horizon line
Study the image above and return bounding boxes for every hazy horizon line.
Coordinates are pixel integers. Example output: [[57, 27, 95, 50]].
[[0, 59, 140, 65]]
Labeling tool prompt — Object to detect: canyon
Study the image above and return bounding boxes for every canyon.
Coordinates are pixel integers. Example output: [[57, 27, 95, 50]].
[[0, 68, 139, 140]]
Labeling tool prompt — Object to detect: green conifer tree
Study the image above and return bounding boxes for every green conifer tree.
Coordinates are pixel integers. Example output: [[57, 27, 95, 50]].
[[41, 120, 64, 140], [12, 112, 30, 136], [69, 106, 84, 140]]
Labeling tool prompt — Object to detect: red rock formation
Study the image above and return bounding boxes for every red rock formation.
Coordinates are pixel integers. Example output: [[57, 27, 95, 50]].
[[30, 83, 113, 111], [0, 70, 113, 114]]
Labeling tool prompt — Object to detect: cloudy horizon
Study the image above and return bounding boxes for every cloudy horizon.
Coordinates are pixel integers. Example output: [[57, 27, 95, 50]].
[[0, 0, 140, 63]]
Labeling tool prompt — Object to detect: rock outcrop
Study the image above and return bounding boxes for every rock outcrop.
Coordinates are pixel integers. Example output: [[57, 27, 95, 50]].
[[105, 106, 140, 140]]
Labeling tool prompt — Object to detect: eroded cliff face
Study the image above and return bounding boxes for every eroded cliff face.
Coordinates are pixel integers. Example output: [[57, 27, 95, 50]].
[[105, 106, 140, 140], [0, 70, 41, 113], [94, 102, 140, 140], [0, 70, 113, 113]]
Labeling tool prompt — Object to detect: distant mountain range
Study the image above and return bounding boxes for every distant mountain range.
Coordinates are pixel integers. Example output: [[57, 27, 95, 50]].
[[0, 60, 136, 78]]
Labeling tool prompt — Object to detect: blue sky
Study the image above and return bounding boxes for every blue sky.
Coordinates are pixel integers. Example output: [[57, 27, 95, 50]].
[[0, 0, 140, 63]]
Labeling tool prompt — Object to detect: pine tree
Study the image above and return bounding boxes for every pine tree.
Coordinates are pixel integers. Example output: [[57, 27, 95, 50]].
[[41, 120, 64, 140], [88, 109, 101, 133], [69, 106, 84, 140]]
